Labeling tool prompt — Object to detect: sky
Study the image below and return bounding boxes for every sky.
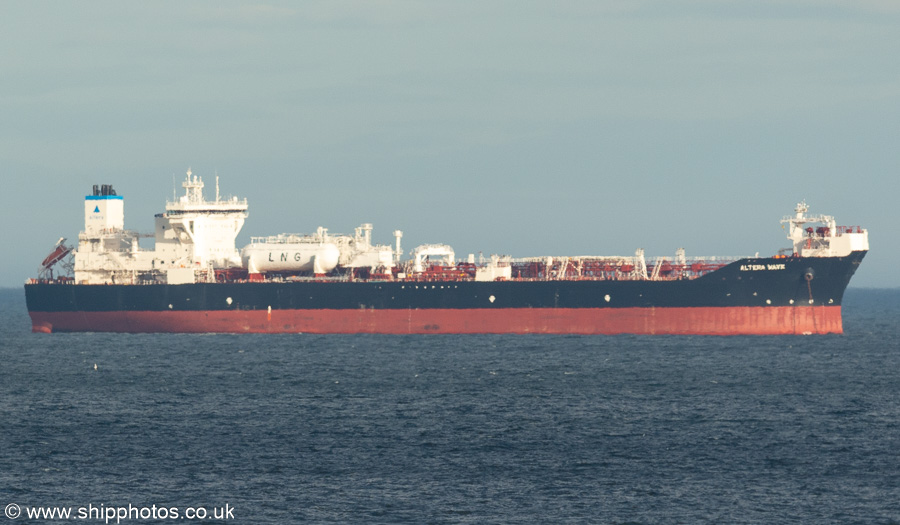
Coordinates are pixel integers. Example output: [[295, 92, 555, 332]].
[[2, 1, 899, 288]]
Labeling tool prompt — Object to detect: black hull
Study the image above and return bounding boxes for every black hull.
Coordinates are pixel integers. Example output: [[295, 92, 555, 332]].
[[25, 252, 866, 334]]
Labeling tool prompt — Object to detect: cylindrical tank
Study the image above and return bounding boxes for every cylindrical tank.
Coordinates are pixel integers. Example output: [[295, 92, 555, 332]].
[[242, 242, 340, 273]]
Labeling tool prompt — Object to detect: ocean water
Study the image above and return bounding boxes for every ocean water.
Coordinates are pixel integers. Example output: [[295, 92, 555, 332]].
[[1, 288, 899, 524]]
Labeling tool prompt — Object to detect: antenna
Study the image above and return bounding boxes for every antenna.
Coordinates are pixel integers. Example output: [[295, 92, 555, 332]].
[[172, 173, 176, 202], [216, 170, 220, 202]]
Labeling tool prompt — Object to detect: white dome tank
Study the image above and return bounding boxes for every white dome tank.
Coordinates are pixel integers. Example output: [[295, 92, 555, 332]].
[[242, 235, 340, 274]]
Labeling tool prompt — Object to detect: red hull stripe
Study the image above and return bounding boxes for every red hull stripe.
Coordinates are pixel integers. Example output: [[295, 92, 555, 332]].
[[29, 306, 843, 335]]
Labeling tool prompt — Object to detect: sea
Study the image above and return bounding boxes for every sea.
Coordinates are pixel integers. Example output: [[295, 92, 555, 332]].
[[1, 288, 898, 524]]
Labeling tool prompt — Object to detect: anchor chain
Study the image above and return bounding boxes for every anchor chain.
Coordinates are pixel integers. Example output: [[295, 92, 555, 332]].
[[805, 268, 817, 333]]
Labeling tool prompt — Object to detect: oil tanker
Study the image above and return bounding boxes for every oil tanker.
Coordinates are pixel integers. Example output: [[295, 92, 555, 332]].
[[25, 170, 868, 335]]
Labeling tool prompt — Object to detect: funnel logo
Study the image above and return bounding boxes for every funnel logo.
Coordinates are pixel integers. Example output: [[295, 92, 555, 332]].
[[94, 206, 100, 213]]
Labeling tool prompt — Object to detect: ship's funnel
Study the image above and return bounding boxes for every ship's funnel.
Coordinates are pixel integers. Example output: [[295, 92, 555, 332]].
[[84, 184, 124, 235]]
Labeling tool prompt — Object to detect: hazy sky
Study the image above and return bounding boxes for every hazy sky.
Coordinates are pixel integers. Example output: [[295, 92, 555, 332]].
[[2, 1, 899, 287]]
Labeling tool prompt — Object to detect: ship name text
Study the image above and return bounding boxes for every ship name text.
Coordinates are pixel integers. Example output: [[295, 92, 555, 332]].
[[740, 263, 786, 271]]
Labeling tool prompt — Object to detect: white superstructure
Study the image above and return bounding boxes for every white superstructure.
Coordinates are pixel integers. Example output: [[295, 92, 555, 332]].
[[74, 170, 248, 284], [74, 184, 146, 284], [781, 201, 869, 257], [155, 170, 248, 271]]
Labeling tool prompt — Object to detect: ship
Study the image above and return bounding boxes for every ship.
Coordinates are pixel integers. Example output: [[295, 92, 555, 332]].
[[25, 170, 868, 335]]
